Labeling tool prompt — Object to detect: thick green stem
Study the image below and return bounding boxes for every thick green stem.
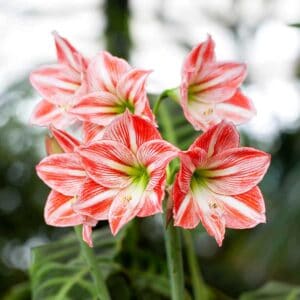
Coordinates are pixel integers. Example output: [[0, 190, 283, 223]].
[[153, 88, 180, 115], [74, 226, 111, 300], [183, 231, 209, 300], [164, 216, 185, 300], [159, 100, 185, 299]]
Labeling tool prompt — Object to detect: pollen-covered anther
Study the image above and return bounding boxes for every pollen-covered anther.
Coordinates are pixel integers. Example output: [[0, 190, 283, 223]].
[[122, 195, 132, 203], [209, 201, 218, 209], [59, 104, 72, 112], [70, 195, 78, 205], [202, 107, 214, 116]]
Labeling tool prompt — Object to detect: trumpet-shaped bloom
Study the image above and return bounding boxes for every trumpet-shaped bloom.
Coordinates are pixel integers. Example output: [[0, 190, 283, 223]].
[[30, 32, 89, 128], [173, 121, 270, 246], [70, 51, 155, 127], [180, 35, 256, 131], [75, 111, 178, 235], [37, 127, 97, 246]]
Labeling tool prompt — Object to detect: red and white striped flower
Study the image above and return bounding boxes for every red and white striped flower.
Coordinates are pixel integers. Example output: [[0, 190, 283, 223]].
[[70, 51, 155, 127], [75, 111, 178, 235], [36, 127, 97, 247], [180, 35, 256, 131], [173, 121, 270, 246], [30, 32, 89, 128]]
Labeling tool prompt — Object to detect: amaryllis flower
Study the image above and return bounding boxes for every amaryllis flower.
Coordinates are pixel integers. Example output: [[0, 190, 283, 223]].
[[30, 32, 89, 128], [36, 127, 97, 246], [75, 111, 178, 235], [180, 35, 256, 131], [173, 121, 270, 246], [70, 51, 155, 127]]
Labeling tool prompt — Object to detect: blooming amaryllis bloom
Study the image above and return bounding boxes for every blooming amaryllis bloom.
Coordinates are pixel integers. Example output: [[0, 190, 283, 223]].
[[36, 127, 97, 246], [75, 111, 178, 235], [173, 121, 270, 246], [30, 32, 89, 128], [180, 35, 256, 131], [70, 51, 155, 127]]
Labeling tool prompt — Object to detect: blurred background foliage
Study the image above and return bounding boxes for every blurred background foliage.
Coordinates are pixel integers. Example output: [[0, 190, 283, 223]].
[[1, 0, 300, 299]]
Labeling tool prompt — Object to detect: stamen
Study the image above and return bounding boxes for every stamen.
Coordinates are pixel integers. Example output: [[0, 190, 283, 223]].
[[202, 107, 214, 116]]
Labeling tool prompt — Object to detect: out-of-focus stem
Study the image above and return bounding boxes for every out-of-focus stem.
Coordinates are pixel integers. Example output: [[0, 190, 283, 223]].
[[183, 230, 209, 300], [74, 226, 111, 300], [164, 215, 185, 300]]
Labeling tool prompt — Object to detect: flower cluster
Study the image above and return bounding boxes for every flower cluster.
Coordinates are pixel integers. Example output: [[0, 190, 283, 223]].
[[31, 33, 270, 247]]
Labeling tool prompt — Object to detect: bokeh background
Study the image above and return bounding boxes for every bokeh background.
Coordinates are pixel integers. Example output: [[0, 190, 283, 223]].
[[1, 0, 300, 298]]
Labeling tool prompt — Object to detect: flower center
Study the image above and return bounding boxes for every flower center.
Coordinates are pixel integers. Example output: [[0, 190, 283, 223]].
[[128, 165, 150, 189], [190, 168, 208, 192], [116, 100, 135, 114]]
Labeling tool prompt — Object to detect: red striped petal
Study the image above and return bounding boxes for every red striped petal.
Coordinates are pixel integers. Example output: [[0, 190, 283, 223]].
[[191, 121, 239, 157], [30, 64, 81, 104], [36, 153, 86, 196], [216, 89, 256, 124], [116, 69, 150, 108], [182, 35, 216, 84], [205, 148, 271, 195], [44, 190, 82, 226], [87, 51, 131, 93], [74, 178, 117, 220], [82, 224, 94, 247], [137, 176, 165, 217], [82, 122, 105, 143], [137, 140, 178, 173], [173, 174, 202, 229], [221, 186, 266, 229], [70, 91, 120, 125], [191, 62, 247, 103], [50, 126, 80, 153], [102, 111, 161, 153], [109, 184, 145, 235], [77, 140, 136, 188], [53, 31, 88, 72], [177, 148, 207, 193], [30, 99, 65, 128]]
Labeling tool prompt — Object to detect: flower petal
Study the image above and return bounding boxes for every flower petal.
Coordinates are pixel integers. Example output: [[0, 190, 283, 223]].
[[173, 174, 202, 228], [182, 35, 215, 84], [44, 190, 82, 226], [205, 147, 271, 195], [191, 62, 247, 103], [30, 99, 65, 128], [137, 140, 178, 173], [87, 51, 131, 93], [70, 91, 121, 125], [109, 183, 145, 235], [50, 126, 80, 153], [177, 148, 207, 193], [74, 178, 117, 220], [218, 187, 266, 229], [137, 176, 165, 217], [82, 122, 105, 143], [192, 186, 226, 246], [82, 224, 94, 247], [77, 140, 136, 188], [36, 153, 86, 196], [116, 69, 151, 111], [182, 99, 216, 131], [30, 64, 81, 105], [216, 89, 256, 124], [191, 121, 239, 157], [103, 111, 161, 153], [53, 31, 88, 72]]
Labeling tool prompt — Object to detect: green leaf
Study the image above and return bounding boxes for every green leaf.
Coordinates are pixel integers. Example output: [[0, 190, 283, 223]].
[[239, 281, 300, 300], [30, 227, 126, 300]]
